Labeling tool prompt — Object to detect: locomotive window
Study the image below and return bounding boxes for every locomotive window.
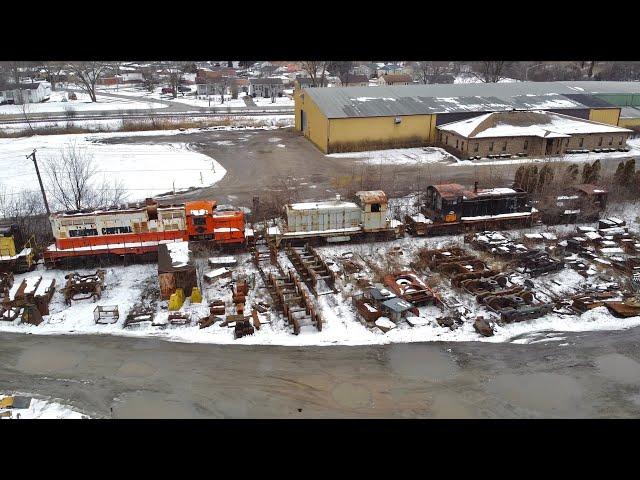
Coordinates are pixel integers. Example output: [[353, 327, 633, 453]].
[[371, 203, 381, 213], [193, 217, 206, 226]]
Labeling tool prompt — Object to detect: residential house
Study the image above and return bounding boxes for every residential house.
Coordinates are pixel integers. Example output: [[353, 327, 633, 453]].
[[337, 74, 370, 87], [353, 63, 377, 79], [249, 78, 284, 97], [377, 74, 413, 86], [294, 77, 314, 90], [0, 82, 51, 105]]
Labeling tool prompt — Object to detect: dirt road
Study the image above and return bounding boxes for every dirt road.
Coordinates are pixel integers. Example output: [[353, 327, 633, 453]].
[[102, 128, 636, 208], [2, 328, 640, 418]]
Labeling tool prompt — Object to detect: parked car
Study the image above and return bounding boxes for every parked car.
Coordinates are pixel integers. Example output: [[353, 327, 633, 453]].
[[162, 87, 175, 95], [178, 86, 191, 93]]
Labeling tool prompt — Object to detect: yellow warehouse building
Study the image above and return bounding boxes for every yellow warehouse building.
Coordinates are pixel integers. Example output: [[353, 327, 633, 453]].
[[294, 81, 640, 154]]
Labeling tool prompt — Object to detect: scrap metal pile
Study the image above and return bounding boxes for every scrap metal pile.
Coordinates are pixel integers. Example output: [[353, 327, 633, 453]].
[[419, 246, 555, 327], [266, 269, 322, 335], [469, 231, 563, 277], [62, 270, 106, 306], [286, 244, 338, 296], [1, 275, 56, 326]]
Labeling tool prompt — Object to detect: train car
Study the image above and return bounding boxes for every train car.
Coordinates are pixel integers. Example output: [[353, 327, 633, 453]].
[[266, 190, 402, 246], [414, 182, 535, 235], [44, 199, 245, 264], [0, 224, 35, 273], [185, 201, 245, 245]]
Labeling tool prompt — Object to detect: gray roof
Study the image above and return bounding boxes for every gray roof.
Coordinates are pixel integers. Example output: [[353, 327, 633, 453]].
[[250, 77, 283, 85], [302, 81, 640, 119], [620, 106, 640, 119], [382, 297, 414, 313]]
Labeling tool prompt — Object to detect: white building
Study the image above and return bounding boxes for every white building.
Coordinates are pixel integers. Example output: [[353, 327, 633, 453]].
[[0, 82, 51, 105], [249, 78, 283, 98]]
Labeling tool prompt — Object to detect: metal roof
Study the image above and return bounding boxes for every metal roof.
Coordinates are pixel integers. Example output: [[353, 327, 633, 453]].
[[382, 297, 414, 312], [302, 81, 640, 119], [620, 106, 640, 119]]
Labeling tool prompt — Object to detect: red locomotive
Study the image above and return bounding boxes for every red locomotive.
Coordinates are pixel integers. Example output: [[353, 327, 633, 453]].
[[44, 199, 245, 264]]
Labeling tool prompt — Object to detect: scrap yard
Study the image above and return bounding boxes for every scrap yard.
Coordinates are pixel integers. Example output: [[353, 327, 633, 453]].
[[2, 181, 639, 345]]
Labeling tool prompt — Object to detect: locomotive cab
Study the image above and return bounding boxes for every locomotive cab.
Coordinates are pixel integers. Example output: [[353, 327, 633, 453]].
[[354, 190, 391, 232], [185, 200, 217, 240]]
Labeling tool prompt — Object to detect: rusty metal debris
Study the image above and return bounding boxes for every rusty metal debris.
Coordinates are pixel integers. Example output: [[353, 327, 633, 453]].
[[63, 270, 105, 306], [286, 244, 338, 296], [474, 317, 494, 336], [266, 269, 322, 335], [94, 305, 120, 324], [124, 305, 156, 328], [0, 272, 14, 291], [168, 312, 191, 326], [382, 271, 439, 306]]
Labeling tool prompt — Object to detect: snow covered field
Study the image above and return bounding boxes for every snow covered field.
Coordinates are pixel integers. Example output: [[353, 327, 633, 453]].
[[0, 90, 166, 115], [0, 114, 294, 136], [1, 393, 87, 419], [1, 218, 638, 347], [95, 85, 294, 109], [0, 132, 226, 200]]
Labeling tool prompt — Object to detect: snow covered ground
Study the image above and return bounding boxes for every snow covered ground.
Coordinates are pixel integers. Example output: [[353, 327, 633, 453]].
[[0, 90, 166, 115], [0, 131, 226, 200], [327, 146, 456, 165], [0, 114, 294, 136], [326, 138, 640, 167], [1, 218, 638, 346], [1, 393, 87, 419], [94, 85, 294, 109]]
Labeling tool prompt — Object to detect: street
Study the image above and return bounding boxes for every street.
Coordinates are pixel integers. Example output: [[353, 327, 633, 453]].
[[1, 327, 640, 418]]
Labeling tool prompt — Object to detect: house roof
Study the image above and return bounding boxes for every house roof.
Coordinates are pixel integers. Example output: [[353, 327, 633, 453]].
[[250, 77, 283, 85], [301, 81, 640, 119], [438, 110, 632, 139], [341, 74, 369, 84], [381, 74, 412, 84]]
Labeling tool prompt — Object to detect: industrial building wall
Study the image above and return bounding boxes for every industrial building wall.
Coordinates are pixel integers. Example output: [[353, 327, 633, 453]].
[[295, 90, 329, 152], [588, 108, 621, 126], [327, 114, 436, 153], [619, 117, 640, 129]]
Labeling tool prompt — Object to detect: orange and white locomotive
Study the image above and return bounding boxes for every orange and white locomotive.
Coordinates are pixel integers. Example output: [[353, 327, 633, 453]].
[[44, 199, 245, 263]]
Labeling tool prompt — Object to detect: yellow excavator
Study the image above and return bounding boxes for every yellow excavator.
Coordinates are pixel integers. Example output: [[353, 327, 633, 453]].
[[0, 224, 36, 274]]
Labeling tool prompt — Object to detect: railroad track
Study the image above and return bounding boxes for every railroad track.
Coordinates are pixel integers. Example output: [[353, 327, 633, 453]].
[[0, 109, 295, 125]]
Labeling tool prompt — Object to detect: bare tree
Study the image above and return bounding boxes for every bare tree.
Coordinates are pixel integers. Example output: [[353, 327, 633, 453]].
[[141, 66, 158, 93], [301, 61, 329, 87], [20, 102, 36, 135], [68, 61, 110, 102], [472, 61, 510, 83], [0, 186, 50, 244], [213, 76, 231, 104], [44, 142, 127, 211], [41, 61, 66, 91], [415, 61, 449, 84], [166, 62, 186, 99], [331, 61, 354, 86]]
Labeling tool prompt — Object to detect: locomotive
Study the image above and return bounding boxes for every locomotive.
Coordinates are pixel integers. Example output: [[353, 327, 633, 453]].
[[44, 199, 246, 264], [266, 190, 403, 246]]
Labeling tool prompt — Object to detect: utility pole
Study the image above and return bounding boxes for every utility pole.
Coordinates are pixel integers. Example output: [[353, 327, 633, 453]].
[[27, 149, 50, 216]]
